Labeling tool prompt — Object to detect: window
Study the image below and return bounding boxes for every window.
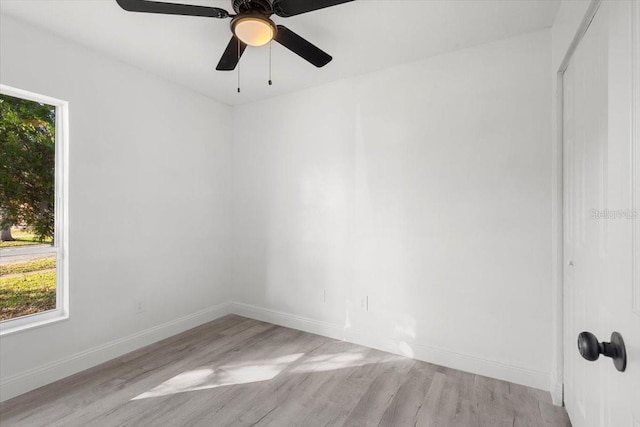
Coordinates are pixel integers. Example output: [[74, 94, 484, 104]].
[[0, 85, 68, 335]]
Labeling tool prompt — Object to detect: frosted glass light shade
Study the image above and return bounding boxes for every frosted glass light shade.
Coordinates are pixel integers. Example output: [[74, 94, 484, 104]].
[[233, 17, 275, 47]]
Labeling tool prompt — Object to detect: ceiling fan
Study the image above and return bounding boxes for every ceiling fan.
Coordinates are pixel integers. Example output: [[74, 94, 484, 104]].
[[115, 0, 354, 71]]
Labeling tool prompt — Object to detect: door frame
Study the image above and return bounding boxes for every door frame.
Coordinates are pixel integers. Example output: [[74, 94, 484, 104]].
[[552, 0, 602, 407], [553, 0, 640, 408], [632, 0, 640, 321]]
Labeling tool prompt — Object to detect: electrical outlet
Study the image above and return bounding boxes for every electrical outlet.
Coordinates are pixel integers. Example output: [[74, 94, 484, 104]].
[[359, 296, 369, 311], [322, 289, 327, 303], [134, 299, 144, 314]]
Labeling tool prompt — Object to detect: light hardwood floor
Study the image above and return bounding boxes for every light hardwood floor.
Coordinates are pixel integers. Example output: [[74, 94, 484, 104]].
[[0, 315, 571, 427]]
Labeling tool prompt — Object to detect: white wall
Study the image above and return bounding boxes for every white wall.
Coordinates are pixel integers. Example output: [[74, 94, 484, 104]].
[[0, 15, 233, 400], [232, 30, 554, 390]]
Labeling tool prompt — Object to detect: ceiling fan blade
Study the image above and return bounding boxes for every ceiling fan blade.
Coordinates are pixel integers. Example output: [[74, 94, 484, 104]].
[[272, 0, 354, 17], [274, 25, 332, 68], [115, 0, 229, 18], [216, 36, 247, 71]]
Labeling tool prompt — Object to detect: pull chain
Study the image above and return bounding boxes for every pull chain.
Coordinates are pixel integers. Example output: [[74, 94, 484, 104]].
[[237, 38, 241, 93], [268, 41, 273, 86]]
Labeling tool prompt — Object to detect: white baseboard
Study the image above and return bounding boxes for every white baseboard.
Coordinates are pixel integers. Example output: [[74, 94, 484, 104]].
[[231, 302, 346, 342], [230, 302, 551, 392], [0, 302, 231, 402], [1, 301, 556, 404], [347, 328, 549, 391], [549, 377, 564, 406]]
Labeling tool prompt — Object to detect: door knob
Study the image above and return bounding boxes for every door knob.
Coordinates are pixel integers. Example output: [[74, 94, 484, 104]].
[[577, 331, 627, 372]]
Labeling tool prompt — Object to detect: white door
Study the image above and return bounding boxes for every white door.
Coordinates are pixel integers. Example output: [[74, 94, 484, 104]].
[[563, 1, 640, 427]]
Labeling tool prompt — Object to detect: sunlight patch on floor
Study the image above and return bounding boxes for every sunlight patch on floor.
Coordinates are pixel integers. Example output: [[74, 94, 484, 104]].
[[131, 353, 304, 400], [290, 352, 367, 373]]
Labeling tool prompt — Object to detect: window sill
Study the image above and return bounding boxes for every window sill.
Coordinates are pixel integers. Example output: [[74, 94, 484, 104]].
[[0, 310, 69, 337]]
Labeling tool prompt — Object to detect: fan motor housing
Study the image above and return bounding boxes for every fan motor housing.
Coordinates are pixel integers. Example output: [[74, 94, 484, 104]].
[[232, 0, 272, 14]]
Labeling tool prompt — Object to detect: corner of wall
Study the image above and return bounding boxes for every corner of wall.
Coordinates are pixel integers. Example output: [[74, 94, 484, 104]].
[[550, 374, 564, 406]]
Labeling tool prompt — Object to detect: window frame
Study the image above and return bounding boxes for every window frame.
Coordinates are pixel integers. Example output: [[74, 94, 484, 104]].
[[0, 84, 69, 336]]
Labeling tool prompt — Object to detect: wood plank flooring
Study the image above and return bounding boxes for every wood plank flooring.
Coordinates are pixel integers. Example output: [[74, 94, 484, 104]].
[[0, 315, 572, 427]]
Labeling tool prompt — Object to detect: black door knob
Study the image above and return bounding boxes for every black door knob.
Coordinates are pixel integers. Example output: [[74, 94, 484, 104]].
[[577, 331, 627, 372]]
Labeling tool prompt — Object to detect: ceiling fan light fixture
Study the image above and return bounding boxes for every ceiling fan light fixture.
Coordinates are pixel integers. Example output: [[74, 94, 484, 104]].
[[232, 15, 276, 47]]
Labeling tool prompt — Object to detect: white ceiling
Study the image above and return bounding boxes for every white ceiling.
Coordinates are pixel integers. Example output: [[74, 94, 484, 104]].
[[0, 0, 560, 105]]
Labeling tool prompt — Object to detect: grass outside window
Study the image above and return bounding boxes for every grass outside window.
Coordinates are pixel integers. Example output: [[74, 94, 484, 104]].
[[1, 229, 57, 321]]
